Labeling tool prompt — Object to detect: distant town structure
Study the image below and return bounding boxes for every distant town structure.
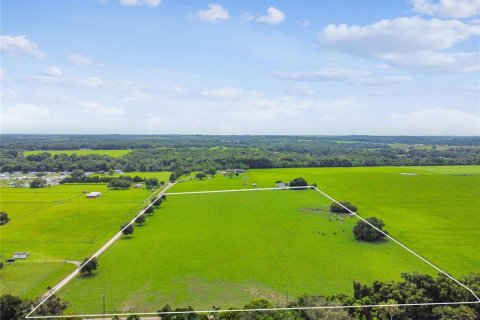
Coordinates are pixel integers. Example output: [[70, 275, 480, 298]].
[[86, 192, 102, 198], [13, 252, 29, 259], [133, 183, 143, 188]]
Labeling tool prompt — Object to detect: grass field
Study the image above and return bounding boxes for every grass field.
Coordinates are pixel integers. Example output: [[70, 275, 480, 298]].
[[23, 149, 131, 157], [59, 190, 436, 313], [0, 184, 156, 298], [170, 166, 480, 277], [10, 165, 479, 314]]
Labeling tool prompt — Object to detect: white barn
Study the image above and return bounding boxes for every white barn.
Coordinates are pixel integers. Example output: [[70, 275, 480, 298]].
[[13, 252, 29, 259], [86, 192, 102, 198]]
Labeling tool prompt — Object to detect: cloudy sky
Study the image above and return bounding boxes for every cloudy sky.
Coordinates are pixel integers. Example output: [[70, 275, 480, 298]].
[[1, 0, 479, 135]]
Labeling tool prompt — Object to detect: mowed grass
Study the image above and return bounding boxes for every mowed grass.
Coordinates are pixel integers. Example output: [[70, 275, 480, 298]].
[[170, 166, 480, 277], [23, 149, 131, 157], [0, 184, 155, 298], [60, 190, 435, 313]]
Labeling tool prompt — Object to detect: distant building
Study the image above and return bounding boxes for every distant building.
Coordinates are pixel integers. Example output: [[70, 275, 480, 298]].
[[13, 252, 29, 259], [86, 192, 102, 198], [133, 183, 143, 188]]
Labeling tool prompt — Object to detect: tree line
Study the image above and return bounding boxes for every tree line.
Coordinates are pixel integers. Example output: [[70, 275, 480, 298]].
[[2, 271, 479, 319]]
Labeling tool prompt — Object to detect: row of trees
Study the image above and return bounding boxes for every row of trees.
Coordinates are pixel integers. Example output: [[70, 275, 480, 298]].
[[114, 272, 480, 320], [2, 270, 478, 319], [80, 194, 167, 276]]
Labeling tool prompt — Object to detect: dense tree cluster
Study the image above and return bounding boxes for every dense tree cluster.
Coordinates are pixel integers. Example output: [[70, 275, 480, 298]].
[[289, 177, 308, 188], [29, 177, 47, 188], [353, 217, 387, 242], [330, 202, 357, 214], [108, 178, 131, 190], [2, 136, 479, 173], [0, 294, 68, 319]]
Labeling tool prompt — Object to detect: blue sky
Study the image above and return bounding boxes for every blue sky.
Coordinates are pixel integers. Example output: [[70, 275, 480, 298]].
[[1, 0, 479, 135]]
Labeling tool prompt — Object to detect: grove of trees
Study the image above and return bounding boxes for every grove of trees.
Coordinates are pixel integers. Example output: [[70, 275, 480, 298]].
[[290, 177, 308, 188], [330, 202, 357, 214], [30, 177, 47, 188], [353, 217, 387, 242], [108, 178, 131, 189]]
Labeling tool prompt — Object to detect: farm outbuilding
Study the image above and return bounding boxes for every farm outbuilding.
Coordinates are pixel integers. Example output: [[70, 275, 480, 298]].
[[13, 252, 29, 259], [86, 192, 102, 198]]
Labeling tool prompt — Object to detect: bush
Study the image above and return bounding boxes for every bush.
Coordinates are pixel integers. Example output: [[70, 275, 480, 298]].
[[121, 223, 134, 236], [353, 217, 387, 242], [0, 212, 10, 225], [289, 177, 308, 188], [30, 177, 47, 188], [330, 202, 357, 214]]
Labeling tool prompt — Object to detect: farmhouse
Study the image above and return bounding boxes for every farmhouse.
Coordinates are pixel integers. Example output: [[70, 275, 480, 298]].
[[133, 183, 143, 188], [13, 252, 29, 259], [86, 192, 102, 198]]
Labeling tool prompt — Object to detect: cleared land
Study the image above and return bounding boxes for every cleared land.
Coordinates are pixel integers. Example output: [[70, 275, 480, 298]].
[[171, 166, 480, 277], [59, 190, 435, 313], [0, 184, 157, 298], [23, 149, 131, 157]]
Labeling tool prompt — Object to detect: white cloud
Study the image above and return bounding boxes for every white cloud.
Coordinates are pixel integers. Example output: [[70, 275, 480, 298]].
[[281, 84, 315, 96], [320, 16, 480, 72], [41, 66, 63, 77], [77, 101, 126, 115], [412, 0, 480, 18], [389, 108, 480, 135], [197, 4, 230, 22], [20, 74, 105, 88], [0, 35, 46, 59], [321, 16, 479, 53], [67, 53, 95, 66], [273, 68, 413, 86], [273, 68, 371, 81], [1, 103, 51, 132], [257, 7, 286, 25], [201, 86, 256, 99], [119, 0, 161, 7]]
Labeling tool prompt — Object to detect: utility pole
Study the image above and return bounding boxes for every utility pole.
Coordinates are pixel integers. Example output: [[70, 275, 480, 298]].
[[102, 285, 106, 316]]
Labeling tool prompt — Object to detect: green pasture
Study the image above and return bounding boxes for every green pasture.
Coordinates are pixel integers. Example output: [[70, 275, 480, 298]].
[[0, 184, 155, 298], [23, 149, 131, 157], [60, 190, 435, 313], [170, 166, 480, 277]]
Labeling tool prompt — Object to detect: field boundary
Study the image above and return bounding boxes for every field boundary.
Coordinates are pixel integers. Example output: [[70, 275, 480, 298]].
[[26, 185, 480, 318], [25, 183, 176, 319]]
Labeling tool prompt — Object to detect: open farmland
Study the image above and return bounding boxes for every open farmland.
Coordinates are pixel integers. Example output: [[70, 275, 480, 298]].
[[23, 149, 131, 157], [0, 184, 156, 299], [59, 189, 437, 313], [171, 166, 480, 277]]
